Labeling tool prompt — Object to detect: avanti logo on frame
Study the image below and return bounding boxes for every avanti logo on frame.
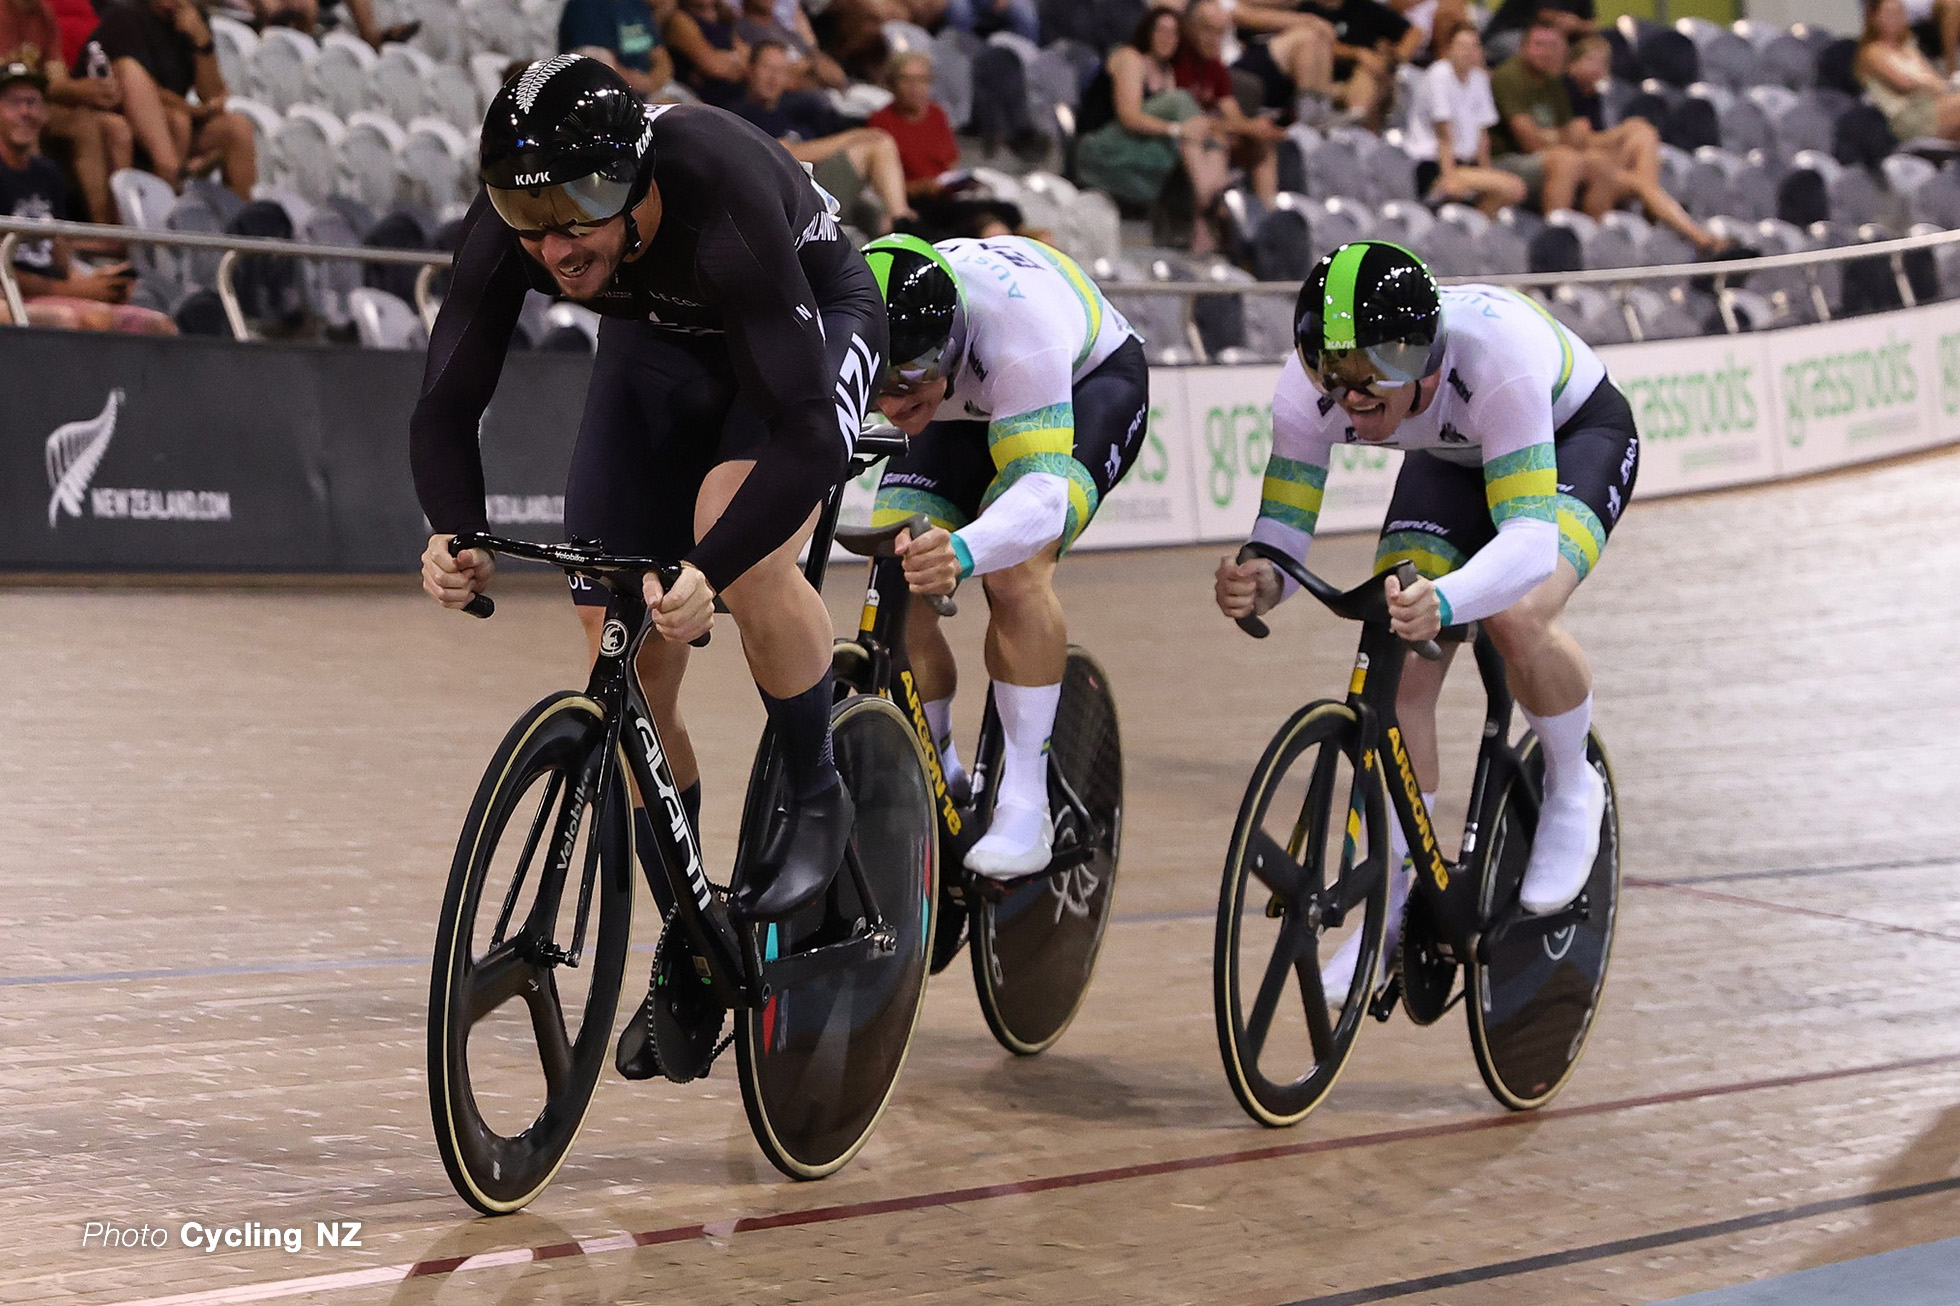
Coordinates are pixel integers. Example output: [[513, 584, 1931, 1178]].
[[44, 389, 232, 529]]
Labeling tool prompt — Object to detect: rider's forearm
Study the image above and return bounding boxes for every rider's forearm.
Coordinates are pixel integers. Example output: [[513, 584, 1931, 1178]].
[[951, 472, 1069, 577], [1432, 517, 1557, 626]]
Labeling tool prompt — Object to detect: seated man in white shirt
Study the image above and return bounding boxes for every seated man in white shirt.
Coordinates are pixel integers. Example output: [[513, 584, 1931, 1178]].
[[1404, 26, 1527, 214]]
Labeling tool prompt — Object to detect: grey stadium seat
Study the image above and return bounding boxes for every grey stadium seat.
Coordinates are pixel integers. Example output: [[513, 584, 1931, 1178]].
[[209, 15, 257, 99], [1721, 98, 1774, 156], [400, 117, 476, 211], [369, 43, 436, 126], [249, 27, 319, 112], [1882, 153, 1938, 199], [337, 111, 407, 213], [1695, 30, 1761, 89], [1724, 158, 1779, 223], [271, 104, 345, 202], [1907, 168, 1960, 228], [348, 286, 427, 349], [1758, 33, 1816, 89], [306, 31, 376, 120], [298, 207, 363, 328], [929, 36, 973, 128]]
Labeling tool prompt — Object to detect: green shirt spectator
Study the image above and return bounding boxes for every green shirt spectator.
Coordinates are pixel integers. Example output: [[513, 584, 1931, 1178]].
[[1488, 51, 1572, 157], [559, 0, 673, 98]]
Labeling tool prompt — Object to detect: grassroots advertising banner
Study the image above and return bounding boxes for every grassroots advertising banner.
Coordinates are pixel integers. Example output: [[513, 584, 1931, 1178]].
[[1769, 314, 1937, 476], [1605, 335, 1778, 496], [3, 300, 1956, 574]]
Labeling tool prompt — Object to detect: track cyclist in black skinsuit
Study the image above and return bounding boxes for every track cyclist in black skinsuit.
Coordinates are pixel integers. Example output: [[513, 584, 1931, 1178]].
[[409, 57, 889, 1065]]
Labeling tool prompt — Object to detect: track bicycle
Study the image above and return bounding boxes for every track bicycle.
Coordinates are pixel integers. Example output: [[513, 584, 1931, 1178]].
[[1214, 541, 1620, 1127], [426, 445, 938, 1213], [827, 505, 1124, 1056]]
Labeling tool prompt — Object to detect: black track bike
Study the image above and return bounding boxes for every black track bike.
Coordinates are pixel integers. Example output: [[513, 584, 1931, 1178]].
[[426, 435, 938, 1213], [1213, 542, 1620, 1127], [827, 510, 1124, 1056]]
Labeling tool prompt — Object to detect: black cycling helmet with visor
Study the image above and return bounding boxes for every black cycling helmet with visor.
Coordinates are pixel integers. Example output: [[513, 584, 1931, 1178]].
[[861, 234, 965, 394], [1293, 240, 1444, 402], [480, 54, 655, 245]]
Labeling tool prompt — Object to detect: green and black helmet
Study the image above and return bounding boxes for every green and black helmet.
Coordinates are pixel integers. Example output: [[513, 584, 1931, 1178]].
[[1293, 241, 1443, 398], [862, 234, 965, 393]]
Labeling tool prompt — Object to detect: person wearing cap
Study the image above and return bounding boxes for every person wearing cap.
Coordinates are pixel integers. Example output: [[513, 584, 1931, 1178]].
[[0, 59, 171, 331], [1, 0, 131, 225]]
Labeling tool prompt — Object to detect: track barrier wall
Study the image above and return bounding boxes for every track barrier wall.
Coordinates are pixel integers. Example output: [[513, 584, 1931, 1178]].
[[6, 298, 1960, 572]]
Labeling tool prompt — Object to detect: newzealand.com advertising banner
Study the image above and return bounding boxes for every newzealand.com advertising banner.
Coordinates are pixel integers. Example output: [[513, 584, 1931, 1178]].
[[5, 300, 1958, 572], [1, 329, 592, 571]]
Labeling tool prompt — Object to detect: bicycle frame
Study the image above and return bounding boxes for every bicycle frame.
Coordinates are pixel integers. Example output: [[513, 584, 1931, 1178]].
[[1236, 542, 1589, 973]]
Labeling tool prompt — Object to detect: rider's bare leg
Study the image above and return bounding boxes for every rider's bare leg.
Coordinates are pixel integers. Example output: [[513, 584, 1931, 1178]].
[[1482, 560, 1602, 911], [904, 597, 968, 788], [966, 545, 1066, 876]]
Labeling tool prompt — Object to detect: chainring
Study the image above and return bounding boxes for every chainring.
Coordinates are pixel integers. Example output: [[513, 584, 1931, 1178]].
[[647, 921, 729, 1083], [1397, 896, 1459, 1027]]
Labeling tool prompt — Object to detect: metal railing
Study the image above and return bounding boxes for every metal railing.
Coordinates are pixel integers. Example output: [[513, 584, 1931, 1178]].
[[0, 216, 446, 341], [6, 213, 1960, 355]]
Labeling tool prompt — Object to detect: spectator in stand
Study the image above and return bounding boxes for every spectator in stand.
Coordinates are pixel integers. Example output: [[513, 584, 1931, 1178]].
[[46, 0, 95, 64], [867, 48, 955, 194], [1492, 19, 1721, 249], [665, 0, 748, 108], [560, 0, 675, 99], [1, 0, 130, 225], [943, 0, 1038, 42], [733, 40, 916, 232], [1295, 0, 1422, 128], [1563, 29, 1607, 128], [1178, 0, 1282, 210], [1403, 25, 1525, 213], [809, 0, 947, 82], [735, 0, 846, 91], [1859, 0, 1960, 141], [1076, 8, 1223, 249], [0, 61, 172, 330], [867, 48, 1017, 237], [94, 0, 256, 198], [241, 0, 418, 46], [1483, 0, 1594, 40]]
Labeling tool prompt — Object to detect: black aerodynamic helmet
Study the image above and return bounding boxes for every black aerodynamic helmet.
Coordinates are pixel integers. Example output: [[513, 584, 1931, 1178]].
[[1293, 240, 1444, 396], [861, 234, 965, 392], [479, 54, 654, 238]]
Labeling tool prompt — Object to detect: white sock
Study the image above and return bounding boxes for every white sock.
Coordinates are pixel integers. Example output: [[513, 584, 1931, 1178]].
[[924, 696, 966, 790], [992, 680, 1061, 814], [1522, 695, 1593, 809]]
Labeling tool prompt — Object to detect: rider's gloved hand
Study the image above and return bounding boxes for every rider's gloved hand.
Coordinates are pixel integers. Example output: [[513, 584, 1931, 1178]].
[[896, 526, 962, 596], [647, 563, 716, 644], [1214, 555, 1279, 619], [1384, 571, 1443, 643], [423, 533, 496, 611]]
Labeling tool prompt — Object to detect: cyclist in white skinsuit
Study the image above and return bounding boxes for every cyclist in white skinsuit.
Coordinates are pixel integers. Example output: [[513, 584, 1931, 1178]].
[[1215, 241, 1640, 989], [864, 234, 1148, 876]]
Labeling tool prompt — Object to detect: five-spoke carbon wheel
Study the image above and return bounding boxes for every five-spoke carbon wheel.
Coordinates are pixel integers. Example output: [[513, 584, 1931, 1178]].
[[971, 647, 1124, 1056], [428, 692, 633, 1214], [1214, 701, 1392, 1127]]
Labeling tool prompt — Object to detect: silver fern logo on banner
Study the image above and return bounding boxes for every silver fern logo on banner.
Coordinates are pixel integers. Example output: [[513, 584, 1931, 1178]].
[[46, 388, 124, 528]]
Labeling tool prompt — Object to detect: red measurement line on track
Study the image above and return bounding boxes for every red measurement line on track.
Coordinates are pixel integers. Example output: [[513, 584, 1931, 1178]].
[[98, 1050, 1960, 1306]]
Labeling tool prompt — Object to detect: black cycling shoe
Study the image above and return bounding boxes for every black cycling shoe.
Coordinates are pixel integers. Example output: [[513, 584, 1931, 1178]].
[[730, 776, 854, 923]]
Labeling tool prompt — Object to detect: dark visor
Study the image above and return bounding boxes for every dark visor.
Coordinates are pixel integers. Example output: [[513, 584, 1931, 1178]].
[[486, 172, 633, 236]]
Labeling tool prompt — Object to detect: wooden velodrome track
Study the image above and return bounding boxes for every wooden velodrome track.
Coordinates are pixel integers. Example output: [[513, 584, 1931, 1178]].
[[4, 446, 1958, 1306]]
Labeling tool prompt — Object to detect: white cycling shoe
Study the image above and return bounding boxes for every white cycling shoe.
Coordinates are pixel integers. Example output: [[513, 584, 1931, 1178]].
[[1519, 766, 1607, 915], [1318, 856, 1414, 998], [965, 800, 1054, 880]]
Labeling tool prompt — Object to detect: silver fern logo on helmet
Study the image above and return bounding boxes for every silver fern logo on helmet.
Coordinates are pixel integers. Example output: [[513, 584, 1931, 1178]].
[[514, 54, 582, 114]]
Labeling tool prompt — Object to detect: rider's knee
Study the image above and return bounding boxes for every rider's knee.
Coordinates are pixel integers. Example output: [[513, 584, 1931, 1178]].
[[1482, 592, 1560, 662], [979, 554, 1057, 612]]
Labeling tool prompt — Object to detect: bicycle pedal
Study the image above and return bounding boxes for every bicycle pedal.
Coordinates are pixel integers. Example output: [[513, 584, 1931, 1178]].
[[1368, 976, 1402, 1022]]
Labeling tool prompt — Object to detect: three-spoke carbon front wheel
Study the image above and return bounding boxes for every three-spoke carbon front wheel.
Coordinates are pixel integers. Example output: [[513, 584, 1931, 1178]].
[[736, 694, 938, 1179], [971, 647, 1124, 1055], [1214, 701, 1391, 1127], [428, 692, 634, 1215]]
